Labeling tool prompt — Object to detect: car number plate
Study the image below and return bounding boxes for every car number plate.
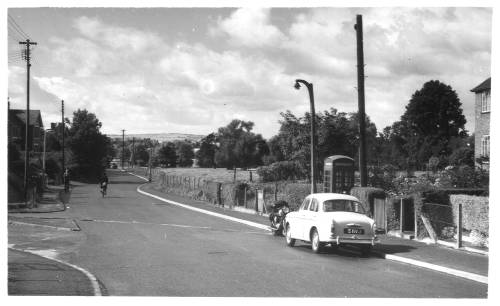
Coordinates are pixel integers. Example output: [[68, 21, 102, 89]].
[[344, 228, 364, 234]]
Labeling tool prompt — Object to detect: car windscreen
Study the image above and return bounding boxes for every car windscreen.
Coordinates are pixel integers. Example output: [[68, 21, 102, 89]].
[[322, 200, 366, 214]]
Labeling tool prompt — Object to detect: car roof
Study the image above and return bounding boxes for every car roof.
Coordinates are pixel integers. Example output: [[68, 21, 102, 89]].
[[307, 193, 360, 203]]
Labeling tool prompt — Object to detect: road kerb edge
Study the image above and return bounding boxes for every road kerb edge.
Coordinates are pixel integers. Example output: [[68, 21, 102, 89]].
[[373, 251, 488, 284], [8, 246, 103, 296]]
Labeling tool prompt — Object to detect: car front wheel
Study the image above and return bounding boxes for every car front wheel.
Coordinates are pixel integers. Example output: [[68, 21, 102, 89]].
[[285, 224, 295, 247]]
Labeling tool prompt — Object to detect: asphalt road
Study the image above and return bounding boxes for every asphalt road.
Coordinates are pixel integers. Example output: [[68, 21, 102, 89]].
[[9, 170, 488, 297]]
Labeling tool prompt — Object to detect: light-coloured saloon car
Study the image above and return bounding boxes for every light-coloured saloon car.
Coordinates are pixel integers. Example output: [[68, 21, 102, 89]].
[[285, 193, 379, 254]]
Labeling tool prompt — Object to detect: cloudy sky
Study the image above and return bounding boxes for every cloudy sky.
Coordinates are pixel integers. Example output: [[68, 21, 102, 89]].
[[7, 4, 492, 139]]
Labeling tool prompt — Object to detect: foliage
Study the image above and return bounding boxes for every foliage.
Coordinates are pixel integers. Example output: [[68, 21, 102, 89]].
[[367, 165, 396, 190], [196, 133, 217, 168], [67, 109, 111, 180], [434, 166, 489, 189], [214, 119, 268, 168], [157, 142, 177, 167], [382, 80, 468, 170], [176, 141, 194, 167], [256, 160, 306, 182], [266, 109, 378, 173]]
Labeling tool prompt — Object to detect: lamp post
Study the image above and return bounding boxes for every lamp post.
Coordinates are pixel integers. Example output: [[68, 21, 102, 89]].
[[294, 79, 317, 194]]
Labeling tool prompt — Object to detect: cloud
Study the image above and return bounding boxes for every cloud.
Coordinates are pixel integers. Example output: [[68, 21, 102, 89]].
[[210, 8, 286, 48], [10, 7, 491, 139]]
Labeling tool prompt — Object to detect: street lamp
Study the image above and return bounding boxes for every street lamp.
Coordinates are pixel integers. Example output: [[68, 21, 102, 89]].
[[294, 79, 317, 194]]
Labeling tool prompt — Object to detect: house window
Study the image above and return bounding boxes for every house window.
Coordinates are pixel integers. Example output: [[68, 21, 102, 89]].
[[481, 90, 490, 113], [481, 135, 490, 158]]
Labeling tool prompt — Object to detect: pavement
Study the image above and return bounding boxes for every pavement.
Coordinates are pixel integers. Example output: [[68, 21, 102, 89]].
[[7, 176, 489, 296], [8, 184, 69, 213], [8, 248, 99, 296]]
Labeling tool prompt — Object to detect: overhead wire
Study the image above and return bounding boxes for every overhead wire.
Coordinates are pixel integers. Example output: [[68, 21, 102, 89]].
[[8, 14, 31, 40]]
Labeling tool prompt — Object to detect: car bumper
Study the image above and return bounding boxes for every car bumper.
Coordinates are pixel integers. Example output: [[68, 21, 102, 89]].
[[328, 235, 380, 246]]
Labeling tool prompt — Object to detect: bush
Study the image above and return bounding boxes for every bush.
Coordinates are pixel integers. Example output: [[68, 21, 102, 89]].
[[280, 183, 311, 210], [434, 166, 489, 189], [256, 161, 306, 182]]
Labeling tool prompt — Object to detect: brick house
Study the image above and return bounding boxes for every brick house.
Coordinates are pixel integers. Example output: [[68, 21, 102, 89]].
[[470, 77, 491, 168], [8, 109, 45, 153]]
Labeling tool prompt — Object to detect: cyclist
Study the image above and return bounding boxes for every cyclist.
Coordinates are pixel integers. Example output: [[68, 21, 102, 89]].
[[99, 173, 109, 197]]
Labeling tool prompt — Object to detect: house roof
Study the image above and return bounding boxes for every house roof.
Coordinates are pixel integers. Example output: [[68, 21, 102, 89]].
[[470, 77, 491, 93], [9, 109, 44, 127]]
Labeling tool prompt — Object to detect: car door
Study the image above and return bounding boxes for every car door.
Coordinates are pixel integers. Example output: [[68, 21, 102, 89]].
[[303, 198, 319, 241], [294, 197, 311, 240]]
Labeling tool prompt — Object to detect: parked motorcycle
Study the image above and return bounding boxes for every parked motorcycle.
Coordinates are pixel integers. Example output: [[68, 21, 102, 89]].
[[269, 200, 290, 236]]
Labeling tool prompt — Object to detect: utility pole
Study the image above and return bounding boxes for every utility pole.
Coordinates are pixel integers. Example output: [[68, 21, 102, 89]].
[[132, 137, 135, 168], [355, 15, 368, 187], [122, 129, 125, 169], [61, 100, 65, 177], [19, 39, 37, 201]]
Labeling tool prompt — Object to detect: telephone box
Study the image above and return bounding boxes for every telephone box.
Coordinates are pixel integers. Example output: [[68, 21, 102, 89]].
[[323, 155, 355, 194]]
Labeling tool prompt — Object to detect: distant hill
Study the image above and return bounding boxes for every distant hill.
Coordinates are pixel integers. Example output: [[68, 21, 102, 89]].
[[106, 133, 205, 143]]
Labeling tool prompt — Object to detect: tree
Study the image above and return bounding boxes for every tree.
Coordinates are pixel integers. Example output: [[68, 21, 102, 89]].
[[266, 109, 378, 177], [176, 141, 194, 167], [67, 109, 111, 181], [157, 142, 177, 167], [398, 80, 467, 169], [196, 133, 218, 167], [214, 119, 268, 168]]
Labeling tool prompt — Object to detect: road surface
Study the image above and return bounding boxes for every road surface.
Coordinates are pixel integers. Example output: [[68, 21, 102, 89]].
[[8, 170, 488, 297]]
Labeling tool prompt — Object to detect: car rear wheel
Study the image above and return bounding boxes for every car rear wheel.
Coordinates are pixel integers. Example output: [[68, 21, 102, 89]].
[[285, 224, 295, 247], [311, 229, 323, 253]]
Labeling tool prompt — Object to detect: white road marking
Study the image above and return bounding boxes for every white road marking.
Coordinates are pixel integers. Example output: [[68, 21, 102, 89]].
[[137, 184, 271, 232], [378, 253, 488, 284]]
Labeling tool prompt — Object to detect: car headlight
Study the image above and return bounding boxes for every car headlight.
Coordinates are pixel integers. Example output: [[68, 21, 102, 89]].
[[372, 222, 377, 233]]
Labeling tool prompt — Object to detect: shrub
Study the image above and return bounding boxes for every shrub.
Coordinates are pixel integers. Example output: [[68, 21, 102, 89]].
[[280, 183, 311, 210], [256, 161, 306, 182]]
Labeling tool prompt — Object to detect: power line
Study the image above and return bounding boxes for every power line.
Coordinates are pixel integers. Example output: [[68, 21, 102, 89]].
[[8, 14, 31, 40], [8, 26, 26, 42]]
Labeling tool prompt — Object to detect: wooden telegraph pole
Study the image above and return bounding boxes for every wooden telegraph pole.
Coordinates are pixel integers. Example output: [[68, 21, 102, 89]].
[[355, 15, 368, 187], [19, 39, 37, 201]]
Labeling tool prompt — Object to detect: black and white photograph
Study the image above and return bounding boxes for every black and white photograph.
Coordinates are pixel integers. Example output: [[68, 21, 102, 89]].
[[3, 0, 496, 302]]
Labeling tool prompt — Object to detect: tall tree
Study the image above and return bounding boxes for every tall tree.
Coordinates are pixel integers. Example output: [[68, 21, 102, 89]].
[[67, 109, 111, 180], [176, 141, 194, 167], [196, 133, 218, 167], [214, 119, 268, 168], [157, 142, 177, 167], [395, 80, 467, 169]]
